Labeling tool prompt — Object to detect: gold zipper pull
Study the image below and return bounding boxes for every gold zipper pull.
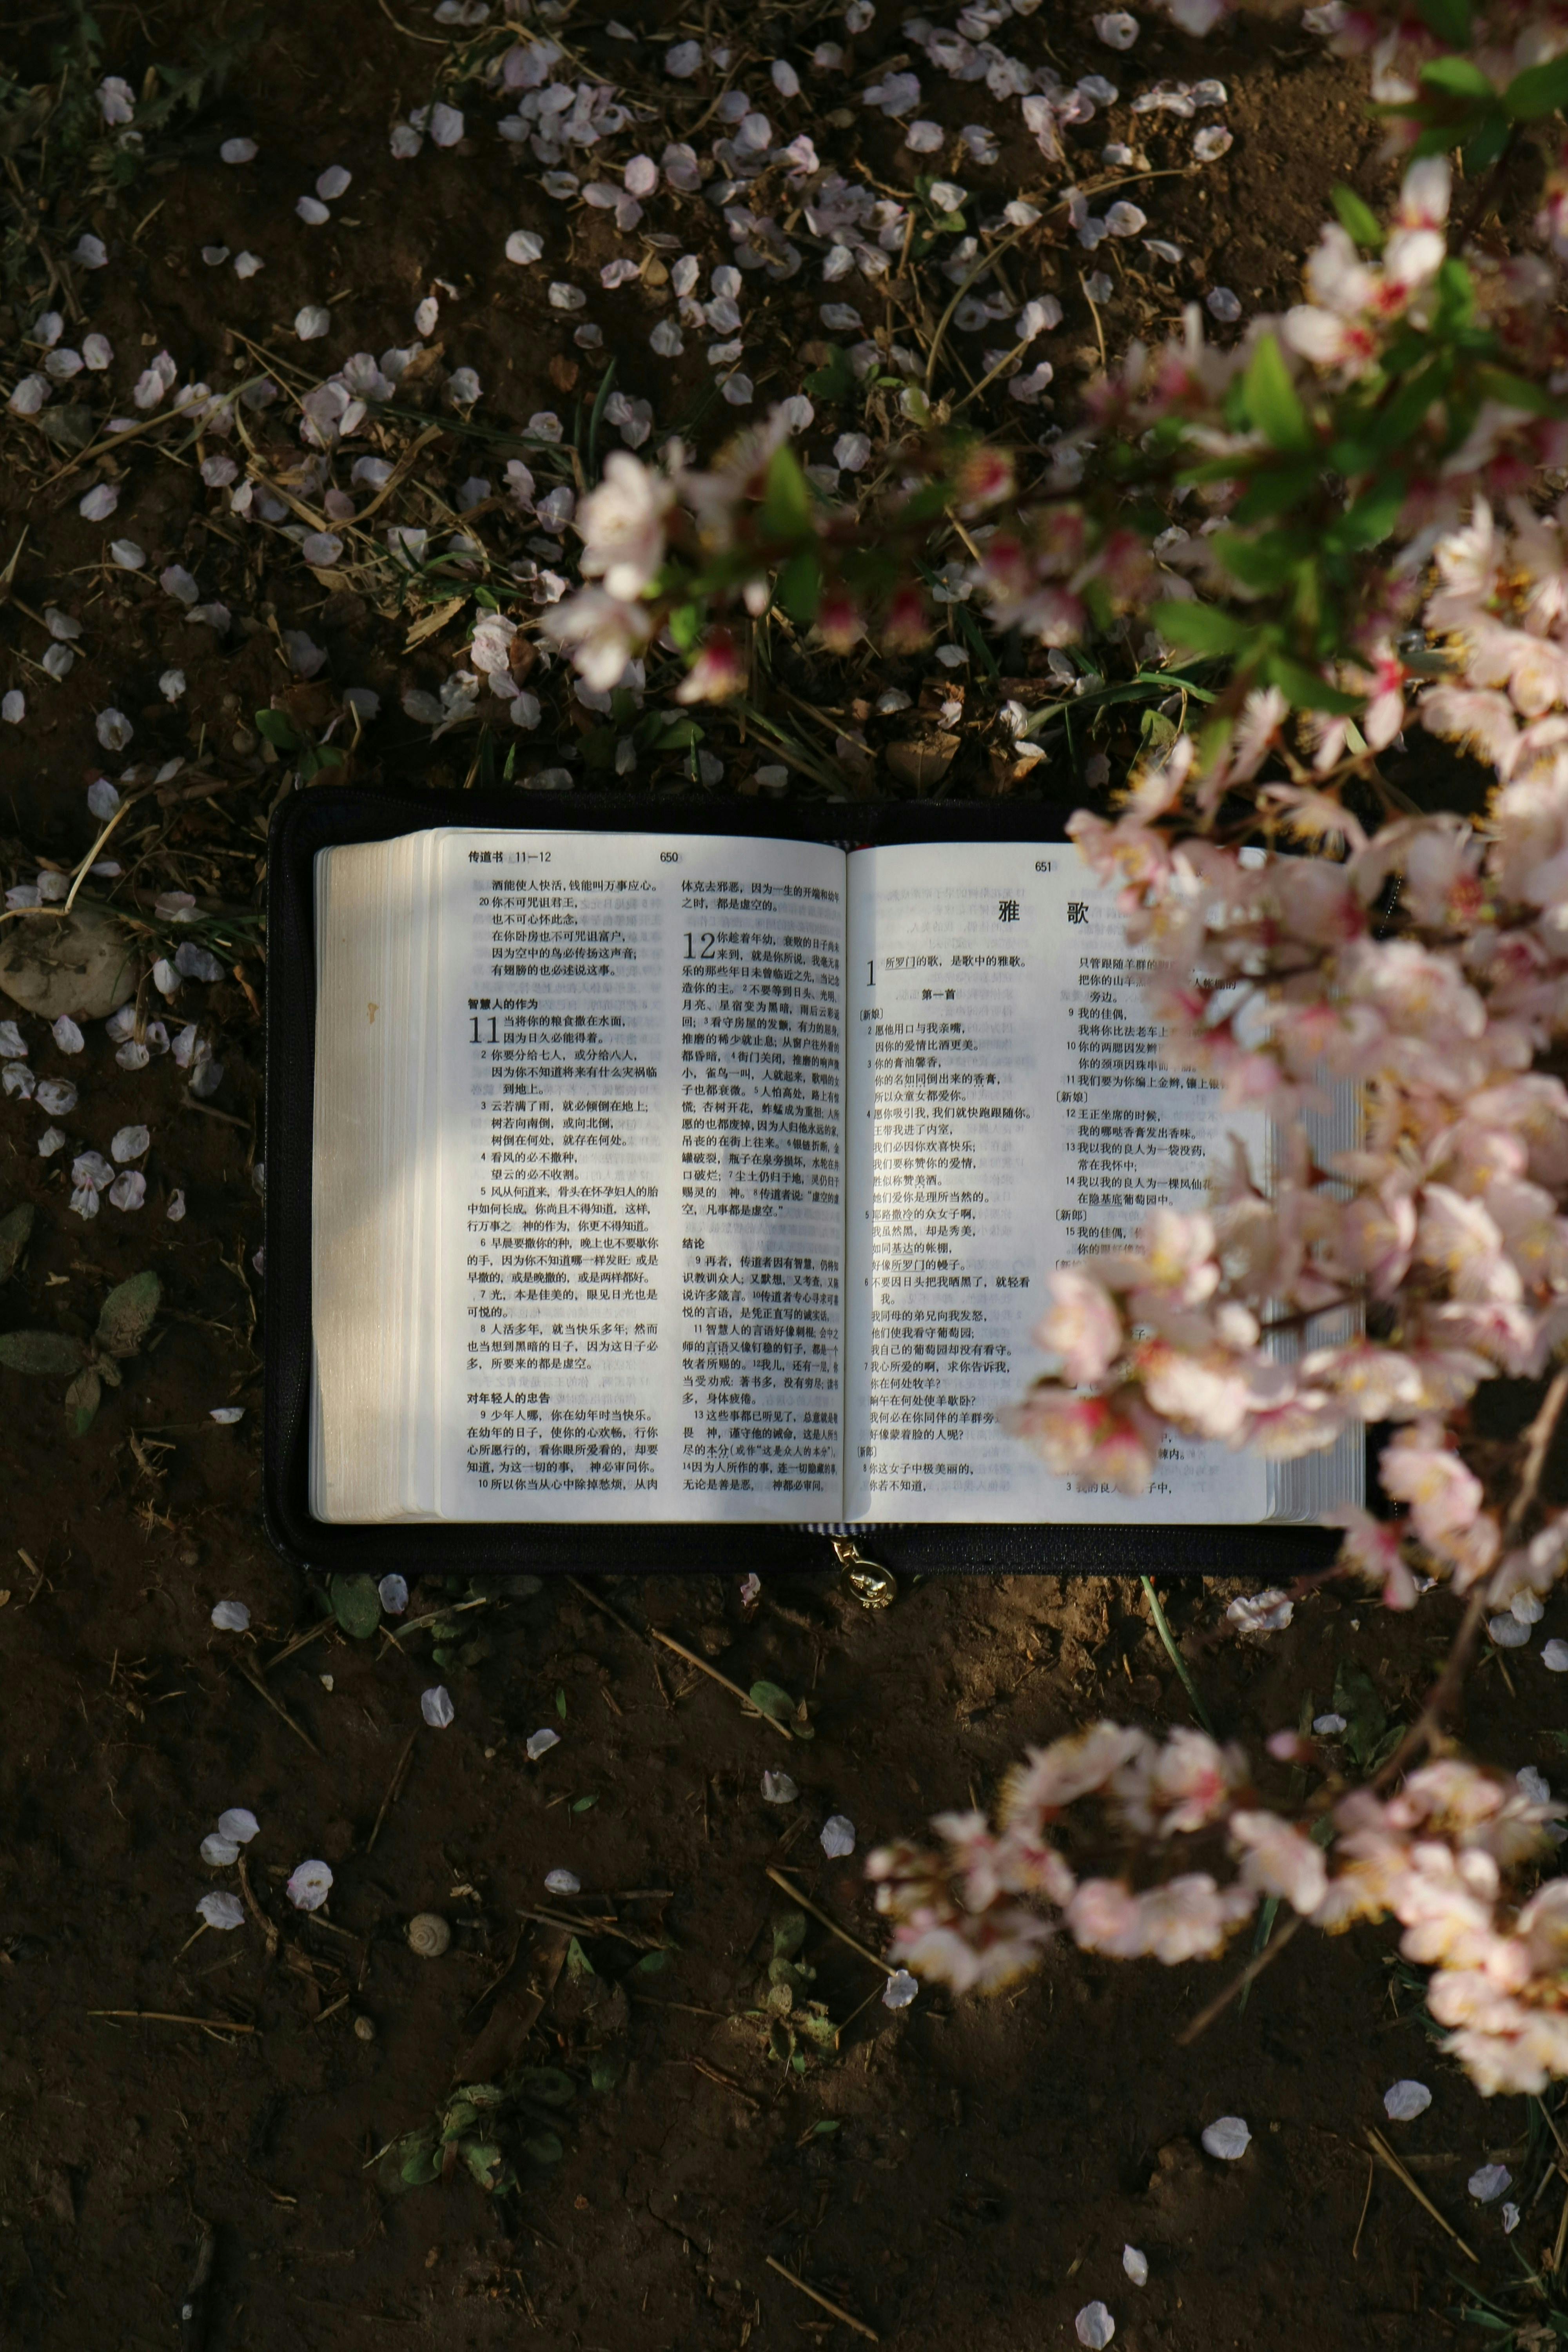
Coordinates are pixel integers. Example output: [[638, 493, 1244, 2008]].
[[831, 1537, 896, 1609]]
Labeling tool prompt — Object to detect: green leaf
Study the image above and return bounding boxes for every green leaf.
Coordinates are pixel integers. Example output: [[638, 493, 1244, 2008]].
[[1415, 0, 1472, 40], [1463, 111, 1514, 173], [1329, 185, 1384, 251], [1230, 461, 1324, 529], [635, 1947, 670, 1974], [1149, 600, 1251, 657], [804, 344, 855, 405], [94, 1269, 161, 1357], [1243, 333, 1311, 453], [565, 1936, 596, 1983], [1261, 653, 1364, 714], [441, 2099, 480, 2142], [510, 2065, 575, 2107], [748, 1680, 797, 1726], [1473, 363, 1563, 418], [0, 1330, 88, 1377], [0, 1203, 34, 1283], [461, 2139, 506, 2191], [328, 1572, 382, 1640], [810, 2118, 840, 2135], [555, 1685, 567, 1718], [521, 2130, 564, 2167], [775, 545, 822, 628], [1418, 54, 1495, 102], [1210, 531, 1303, 592], [1505, 54, 1568, 120], [450, 2081, 506, 2109], [589, 2052, 624, 2092], [666, 601, 702, 655], [772, 1911, 808, 1962], [571, 1792, 597, 1813], [398, 2138, 441, 2187], [253, 708, 302, 750], [66, 1365, 102, 1435], [1326, 474, 1409, 552], [759, 442, 812, 542]]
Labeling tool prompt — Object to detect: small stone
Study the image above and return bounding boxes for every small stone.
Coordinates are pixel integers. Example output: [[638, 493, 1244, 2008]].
[[353, 2012, 376, 2041]]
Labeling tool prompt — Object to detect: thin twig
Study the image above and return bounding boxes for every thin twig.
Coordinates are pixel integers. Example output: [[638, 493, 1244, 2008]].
[[687, 2058, 761, 2109], [236, 1853, 279, 1958], [764, 2258, 879, 2344], [1365, 2127, 1478, 2263], [1176, 1915, 1301, 2046], [1140, 1576, 1215, 1737], [766, 1868, 894, 1976], [87, 2009, 255, 2033], [263, 1618, 335, 1673], [364, 1733, 417, 1853], [650, 1629, 793, 1740], [232, 1662, 322, 1757], [1352, 2157, 1375, 2262]]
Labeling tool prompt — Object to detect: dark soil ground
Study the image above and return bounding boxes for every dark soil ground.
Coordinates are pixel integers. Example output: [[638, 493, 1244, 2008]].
[[2, 4, 1567, 2347]]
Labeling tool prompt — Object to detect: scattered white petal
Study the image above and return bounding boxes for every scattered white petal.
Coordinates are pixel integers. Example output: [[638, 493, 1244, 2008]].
[[1490, 1614, 1532, 1649], [111, 539, 146, 568], [287, 1859, 333, 1912], [1206, 287, 1243, 324], [377, 1573, 408, 1615], [739, 1572, 762, 1606], [160, 668, 187, 701], [1076, 2305, 1116, 2350], [1094, 9, 1139, 44], [301, 532, 343, 567], [666, 39, 702, 76], [1519, 1766, 1552, 1804], [1227, 1589, 1292, 1635], [94, 707, 132, 751], [79, 483, 119, 521], [111, 1124, 150, 1160], [883, 1968, 918, 2008], [544, 1869, 581, 1895], [38, 1125, 66, 1156], [51, 1016, 84, 1055], [1193, 126, 1234, 162], [505, 229, 544, 265], [526, 1726, 561, 1761], [1201, 2116, 1251, 2161], [1503, 2201, 1521, 2234], [1384, 2080, 1432, 2122], [2, 690, 24, 724], [820, 1814, 856, 1858], [0, 1020, 27, 1057], [75, 234, 108, 269], [220, 138, 258, 164], [316, 164, 351, 200], [218, 1808, 260, 1842], [422, 1684, 456, 1729], [295, 305, 331, 342], [1122, 2246, 1148, 2286], [211, 1406, 245, 1424], [211, 1599, 251, 1631], [234, 251, 263, 278], [1313, 1713, 1347, 1735], [1511, 1592, 1546, 1626], [36, 1079, 77, 1114], [166, 1187, 187, 1220], [197, 1891, 246, 1931], [430, 102, 465, 146], [761, 1770, 798, 1804], [83, 334, 113, 370], [1544, 1640, 1568, 1672], [296, 196, 330, 225], [201, 1833, 241, 1866], [721, 373, 753, 406], [1469, 2164, 1511, 2203]]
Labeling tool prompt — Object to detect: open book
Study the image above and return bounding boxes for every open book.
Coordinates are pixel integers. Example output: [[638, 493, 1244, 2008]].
[[310, 828, 1361, 1529]]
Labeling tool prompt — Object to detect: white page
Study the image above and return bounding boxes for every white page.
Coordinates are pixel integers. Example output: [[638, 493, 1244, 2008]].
[[843, 842, 1268, 1526], [430, 828, 847, 1521]]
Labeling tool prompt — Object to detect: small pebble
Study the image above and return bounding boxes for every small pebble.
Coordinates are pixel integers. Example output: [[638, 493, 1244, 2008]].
[[353, 2013, 376, 2042]]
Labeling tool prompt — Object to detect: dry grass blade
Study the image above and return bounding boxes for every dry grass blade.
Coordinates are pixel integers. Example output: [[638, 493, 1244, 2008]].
[[231, 1661, 322, 1756], [263, 1617, 336, 1672], [764, 2257, 879, 2344], [1364, 2127, 1478, 2262], [766, 1867, 893, 1976], [364, 1732, 417, 1853], [687, 2058, 761, 2109]]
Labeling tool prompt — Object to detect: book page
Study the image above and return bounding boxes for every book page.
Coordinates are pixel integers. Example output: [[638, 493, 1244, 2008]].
[[843, 842, 1268, 1526], [429, 828, 846, 1522]]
